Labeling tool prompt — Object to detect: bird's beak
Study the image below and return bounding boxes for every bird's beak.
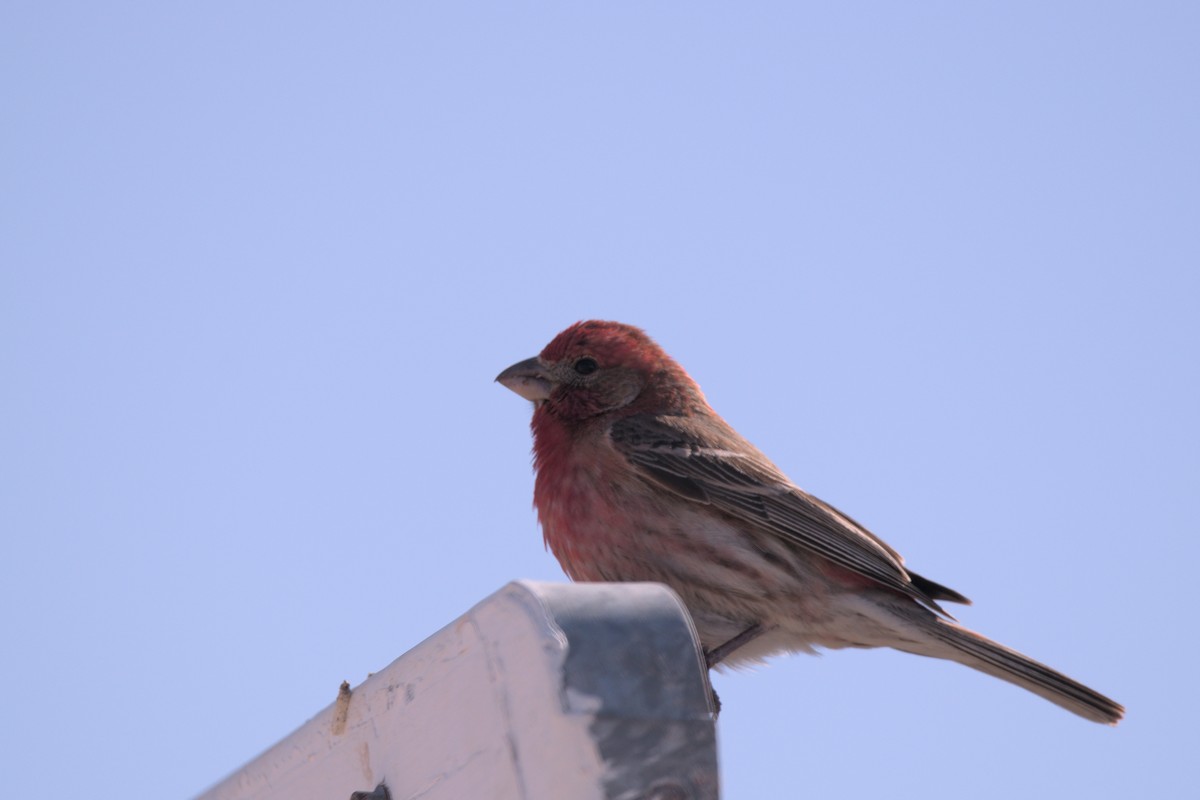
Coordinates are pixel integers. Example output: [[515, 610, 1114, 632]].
[[495, 357, 553, 403]]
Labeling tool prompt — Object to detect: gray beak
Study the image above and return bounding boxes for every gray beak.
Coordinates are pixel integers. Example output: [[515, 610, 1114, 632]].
[[496, 356, 553, 403]]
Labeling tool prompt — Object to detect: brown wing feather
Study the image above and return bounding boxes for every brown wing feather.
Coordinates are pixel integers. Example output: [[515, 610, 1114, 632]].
[[609, 413, 966, 614]]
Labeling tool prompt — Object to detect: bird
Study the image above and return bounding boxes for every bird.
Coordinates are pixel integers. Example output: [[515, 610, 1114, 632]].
[[496, 320, 1123, 724]]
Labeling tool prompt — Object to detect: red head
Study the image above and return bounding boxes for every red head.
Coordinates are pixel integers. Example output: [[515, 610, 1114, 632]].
[[496, 320, 707, 422]]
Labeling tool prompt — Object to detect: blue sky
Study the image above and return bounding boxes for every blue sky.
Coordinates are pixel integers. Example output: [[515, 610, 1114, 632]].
[[2, 3, 1196, 798]]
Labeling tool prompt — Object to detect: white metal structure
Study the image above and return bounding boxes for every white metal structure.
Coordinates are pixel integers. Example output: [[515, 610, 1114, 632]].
[[197, 581, 719, 800]]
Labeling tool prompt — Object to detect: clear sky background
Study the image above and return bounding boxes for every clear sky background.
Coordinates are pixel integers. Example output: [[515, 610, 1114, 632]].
[[2, 3, 1196, 798]]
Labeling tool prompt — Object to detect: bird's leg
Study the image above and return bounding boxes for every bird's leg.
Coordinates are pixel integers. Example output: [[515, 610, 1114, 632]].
[[705, 623, 766, 668], [704, 624, 769, 719]]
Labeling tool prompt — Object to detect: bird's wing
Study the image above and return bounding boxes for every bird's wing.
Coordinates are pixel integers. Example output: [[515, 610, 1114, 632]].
[[609, 413, 957, 613]]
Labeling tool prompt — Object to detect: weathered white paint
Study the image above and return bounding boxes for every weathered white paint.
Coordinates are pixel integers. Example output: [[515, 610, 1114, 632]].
[[196, 581, 717, 800]]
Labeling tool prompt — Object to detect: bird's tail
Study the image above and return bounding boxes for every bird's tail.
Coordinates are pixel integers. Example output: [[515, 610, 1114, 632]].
[[858, 598, 1124, 724]]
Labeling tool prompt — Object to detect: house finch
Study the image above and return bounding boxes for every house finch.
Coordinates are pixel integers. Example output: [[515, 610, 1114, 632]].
[[497, 320, 1123, 724]]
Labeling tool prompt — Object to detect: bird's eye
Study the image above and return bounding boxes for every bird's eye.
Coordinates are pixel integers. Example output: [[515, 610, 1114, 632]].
[[573, 357, 598, 376]]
